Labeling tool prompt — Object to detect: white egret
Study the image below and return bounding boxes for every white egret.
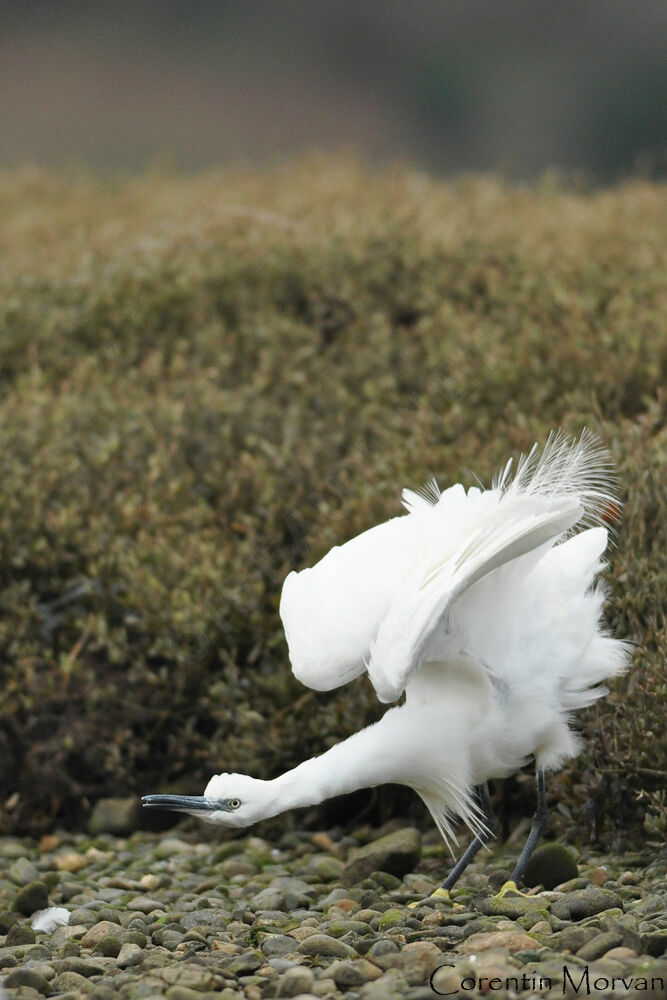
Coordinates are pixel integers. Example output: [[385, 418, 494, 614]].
[[143, 430, 630, 887]]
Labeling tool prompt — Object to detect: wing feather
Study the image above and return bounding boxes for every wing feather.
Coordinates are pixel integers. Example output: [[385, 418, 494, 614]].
[[367, 497, 582, 703]]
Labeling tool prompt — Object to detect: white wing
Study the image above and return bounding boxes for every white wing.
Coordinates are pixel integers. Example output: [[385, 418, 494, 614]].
[[280, 431, 617, 702], [367, 494, 582, 703], [279, 510, 425, 691]]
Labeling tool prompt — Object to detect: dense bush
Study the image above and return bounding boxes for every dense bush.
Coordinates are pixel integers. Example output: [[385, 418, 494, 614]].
[[0, 159, 664, 842]]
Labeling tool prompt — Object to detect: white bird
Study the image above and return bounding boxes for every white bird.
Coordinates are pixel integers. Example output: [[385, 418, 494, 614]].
[[143, 430, 630, 888]]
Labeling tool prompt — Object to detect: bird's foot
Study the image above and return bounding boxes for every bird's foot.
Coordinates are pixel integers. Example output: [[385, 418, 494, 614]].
[[493, 879, 532, 899], [408, 886, 466, 909], [428, 887, 453, 901]]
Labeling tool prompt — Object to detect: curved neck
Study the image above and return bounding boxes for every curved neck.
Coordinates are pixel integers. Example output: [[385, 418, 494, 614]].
[[264, 706, 410, 818]]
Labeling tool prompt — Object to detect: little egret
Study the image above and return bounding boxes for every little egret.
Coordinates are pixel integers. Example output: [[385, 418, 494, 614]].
[[144, 430, 630, 888]]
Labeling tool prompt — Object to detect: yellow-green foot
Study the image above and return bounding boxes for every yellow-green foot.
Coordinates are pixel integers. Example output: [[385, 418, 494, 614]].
[[408, 887, 452, 909], [494, 879, 533, 899]]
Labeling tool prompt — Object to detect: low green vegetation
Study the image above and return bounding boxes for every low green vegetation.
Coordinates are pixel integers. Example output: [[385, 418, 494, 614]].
[[0, 159, 664, 840]]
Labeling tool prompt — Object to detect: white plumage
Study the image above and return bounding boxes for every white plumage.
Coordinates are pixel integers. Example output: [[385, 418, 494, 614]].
[[144, 430, 630, 883]]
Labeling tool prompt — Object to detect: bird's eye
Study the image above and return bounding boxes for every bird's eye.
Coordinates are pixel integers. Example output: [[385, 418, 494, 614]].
[[229, 798, 241, 810]]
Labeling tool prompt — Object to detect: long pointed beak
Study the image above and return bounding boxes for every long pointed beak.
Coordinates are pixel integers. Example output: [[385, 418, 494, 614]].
[[141, 794, 228, 814]]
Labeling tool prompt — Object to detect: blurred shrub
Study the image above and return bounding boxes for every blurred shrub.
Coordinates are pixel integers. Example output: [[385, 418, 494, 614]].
[[0, 159, 664, 841]]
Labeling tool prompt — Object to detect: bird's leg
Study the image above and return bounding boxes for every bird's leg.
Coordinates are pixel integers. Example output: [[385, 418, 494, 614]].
[[498, 767, 549, 895], [437, 782, 496, 893]]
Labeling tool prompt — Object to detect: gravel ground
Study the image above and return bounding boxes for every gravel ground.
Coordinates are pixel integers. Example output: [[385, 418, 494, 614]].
[[0, 822, 665, 1000]]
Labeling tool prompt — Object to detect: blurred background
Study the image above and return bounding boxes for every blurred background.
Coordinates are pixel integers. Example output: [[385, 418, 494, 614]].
[[1, 0, 666, 181]]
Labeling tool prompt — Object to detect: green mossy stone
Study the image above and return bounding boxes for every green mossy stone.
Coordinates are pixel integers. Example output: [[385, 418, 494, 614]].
[[377, 908, 405, 930], [93, 934, 123, 957], [5, 921, 37, 946], [522, 843, 579, 890], [12, 881, 49, 916]]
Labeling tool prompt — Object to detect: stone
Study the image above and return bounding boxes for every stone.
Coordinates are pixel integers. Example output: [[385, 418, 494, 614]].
[[642, 929, 667, 957], [431, 965, 461, 996], [287, 925, 320, 941], [378, 907, 406, 930], [576, 931, 624, 961], [307, 855, 345, 882], [139, 874, 162, 891], [116, 941, 144, 967], [93, 934, 123, 958], [8, 858, 40, 886], [251, 887, 287, 910], [328, 897, 357, 913], [522, 843, 578, 889], [554, 925, 600, 952], [224, 949, 265, 975], [402, 941, 446, 984], [6, 922, 37, 945], [327, 958, 382, 987], [152, 962, 223, 991], [277, 966, 315, 997], [39, 834, 60, 852], [53, 970, 94, 992], [0, 840, 28, 859], [298, 933, 358, 958], [312, 978, 337, 998], [359, 968, 409, 998], [604, 946, 638, 960], [4, 966, 53, 993], [88, 797, 138, 835], [461, 930, 539, 954], [369, 938, 400, 957], [476, 893, 547, 919], [126, 895, 165, 913], [55, 852, 88, 873], [181, 909, 228, 930], [260, 934, 299, 957], [342, 828, 422, 885], [54, 956, 108, 977], [153, 837, 195, 859], [550, 887, 622, 921], [81, 920, 124, 948], [312, 832, 338, 853], [13, 882, 49, 916], [590, 866, 609, 886], [529, 920, 552, 935]]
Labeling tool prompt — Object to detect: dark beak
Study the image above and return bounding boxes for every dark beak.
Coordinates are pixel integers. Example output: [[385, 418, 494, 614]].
[[141, 794, 228, 814]]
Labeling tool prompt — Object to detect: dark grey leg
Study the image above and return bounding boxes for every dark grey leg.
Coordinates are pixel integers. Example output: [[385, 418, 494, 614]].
[[441, 783, 495, 890], [509, 768, 549, 886]]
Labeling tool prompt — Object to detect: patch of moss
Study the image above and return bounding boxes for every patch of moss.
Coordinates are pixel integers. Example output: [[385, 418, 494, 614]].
[[522, 843, 578, 890]]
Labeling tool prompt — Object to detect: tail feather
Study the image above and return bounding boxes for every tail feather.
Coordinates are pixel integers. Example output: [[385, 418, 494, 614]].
[[497, 429, 619, 530]]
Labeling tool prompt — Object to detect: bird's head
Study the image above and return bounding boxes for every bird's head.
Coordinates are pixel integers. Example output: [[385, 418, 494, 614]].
[[142, 772, 273, 827]]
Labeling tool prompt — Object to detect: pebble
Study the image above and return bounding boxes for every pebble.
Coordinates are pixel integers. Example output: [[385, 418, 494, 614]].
[[126, 895, 165, 913], [576, 930, 624, 960], [342, 827, 422, 885], [12, 881, 49, 916], [8, 859, 40, 886], [590, 866, 609, 886], [4, 966, 53, 993], [298, 933, 358, 958], [87, 797, 138, 835], [55, 852, 89, 873], [461, 929, 540, 953], [116, 941, 144, 967], [550, 885, 622, 920], [260, 933, 299, 956], [327, 957, 382, 986], [80, 920, 123, 947], [277, 965, 315, 996]]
